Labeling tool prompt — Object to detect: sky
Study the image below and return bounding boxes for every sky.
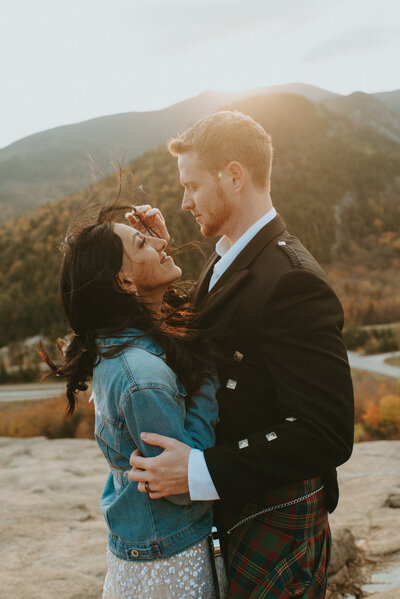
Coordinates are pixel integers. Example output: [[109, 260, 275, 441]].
[[1, 0, 400, 149]]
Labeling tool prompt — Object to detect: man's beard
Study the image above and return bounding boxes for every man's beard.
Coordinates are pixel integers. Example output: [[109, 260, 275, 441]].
[[200, 186, 232, 238]]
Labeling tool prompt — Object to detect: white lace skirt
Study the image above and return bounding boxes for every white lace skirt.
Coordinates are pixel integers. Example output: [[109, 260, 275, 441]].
[[102, 537, 217, 599]]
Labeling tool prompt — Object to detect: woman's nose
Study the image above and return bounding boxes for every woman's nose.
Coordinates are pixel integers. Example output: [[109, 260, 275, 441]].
[[152, 236, 167, 250]]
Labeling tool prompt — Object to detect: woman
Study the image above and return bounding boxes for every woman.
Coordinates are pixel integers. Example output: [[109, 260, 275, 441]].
[[43, 204, 219, 598]]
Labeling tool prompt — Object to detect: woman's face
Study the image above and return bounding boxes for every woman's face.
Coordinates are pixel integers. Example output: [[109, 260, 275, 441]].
[[113, 223, 181, 301]]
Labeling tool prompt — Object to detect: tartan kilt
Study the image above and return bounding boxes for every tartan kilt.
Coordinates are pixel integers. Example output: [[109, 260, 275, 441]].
[[215, 477, 330, 598]]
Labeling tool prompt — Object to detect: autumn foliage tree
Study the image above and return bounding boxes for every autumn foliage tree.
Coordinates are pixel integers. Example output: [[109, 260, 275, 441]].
[[362, 393, 400, 439]]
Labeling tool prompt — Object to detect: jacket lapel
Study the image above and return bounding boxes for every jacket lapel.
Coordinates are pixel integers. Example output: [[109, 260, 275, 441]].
[[191, 251, 220, 306], [193, 214, 286, 319], [211, 214, 286, 294], [198, 269, 250, 321]]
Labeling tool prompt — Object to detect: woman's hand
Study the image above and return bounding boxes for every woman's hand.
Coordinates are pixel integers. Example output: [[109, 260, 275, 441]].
[[125, 205, 170, 242]]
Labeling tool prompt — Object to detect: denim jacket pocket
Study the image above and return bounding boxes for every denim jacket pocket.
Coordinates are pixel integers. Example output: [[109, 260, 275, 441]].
[[95, 409, 123, 465], [110, 466, 131, 495]]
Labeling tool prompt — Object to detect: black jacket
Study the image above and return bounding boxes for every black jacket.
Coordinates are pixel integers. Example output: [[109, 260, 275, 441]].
[[193, 214, 354, 513]]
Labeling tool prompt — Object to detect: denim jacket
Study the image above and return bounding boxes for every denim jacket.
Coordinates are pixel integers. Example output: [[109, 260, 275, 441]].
[[92, 328, 218, 561]]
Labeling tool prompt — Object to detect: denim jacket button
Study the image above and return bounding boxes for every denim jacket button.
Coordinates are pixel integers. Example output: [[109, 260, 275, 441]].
[[131, 549, 139, 557]]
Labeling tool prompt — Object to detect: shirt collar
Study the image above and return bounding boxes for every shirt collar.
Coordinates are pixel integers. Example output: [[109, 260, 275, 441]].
[[215, 235, 231, 258], [213, 208, 277, 279], [215, 208, 277, 258]]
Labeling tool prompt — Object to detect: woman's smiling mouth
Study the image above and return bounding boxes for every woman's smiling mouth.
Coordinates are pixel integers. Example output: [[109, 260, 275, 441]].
[[160, 253, 171, 264]]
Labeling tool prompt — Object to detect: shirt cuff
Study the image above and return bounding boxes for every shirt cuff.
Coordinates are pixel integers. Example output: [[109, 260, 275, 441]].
[[188, 448, 220, 500]]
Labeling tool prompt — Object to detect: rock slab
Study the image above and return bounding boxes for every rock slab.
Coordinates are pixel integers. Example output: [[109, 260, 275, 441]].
[[1, 438, 400, 598]]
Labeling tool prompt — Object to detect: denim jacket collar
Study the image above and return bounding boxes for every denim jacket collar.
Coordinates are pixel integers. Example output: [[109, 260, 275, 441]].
[[96, 328, 164, 356]]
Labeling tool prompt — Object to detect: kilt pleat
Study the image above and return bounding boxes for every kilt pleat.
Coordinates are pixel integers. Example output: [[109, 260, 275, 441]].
[[217, 477, 330, 598]]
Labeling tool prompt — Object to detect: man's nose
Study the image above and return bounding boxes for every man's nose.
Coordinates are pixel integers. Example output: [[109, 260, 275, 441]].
[[181, 191, 193, 211]]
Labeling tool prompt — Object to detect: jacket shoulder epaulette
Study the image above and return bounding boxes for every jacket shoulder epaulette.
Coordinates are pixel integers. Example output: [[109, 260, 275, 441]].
[[276, 240, 304, 269]]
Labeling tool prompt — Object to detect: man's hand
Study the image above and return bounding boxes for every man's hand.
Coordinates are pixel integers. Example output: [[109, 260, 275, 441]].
[[125, 205, 170, 242], [128, 433, 191, 499]]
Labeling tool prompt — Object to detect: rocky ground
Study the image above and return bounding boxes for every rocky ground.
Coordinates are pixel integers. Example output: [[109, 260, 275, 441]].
[[328, 440, 400, 598], [0, 437, 399, 598]]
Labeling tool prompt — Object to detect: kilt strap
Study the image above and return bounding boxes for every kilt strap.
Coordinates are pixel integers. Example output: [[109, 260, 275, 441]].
[[225, 483, 324, 536]]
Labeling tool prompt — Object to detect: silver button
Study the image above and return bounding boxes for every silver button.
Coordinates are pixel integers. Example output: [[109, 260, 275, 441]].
[[238, 439, 249, 449], [233, 351, 244, 362], [226, 379, 237, 390], [278, 241, 286, 246], [265, 432, 278, 442], [131, 549, 139, 557], [285, 416, 297, 422]]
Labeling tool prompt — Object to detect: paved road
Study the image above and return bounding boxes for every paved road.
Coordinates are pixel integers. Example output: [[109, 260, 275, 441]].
[[0, 383, 66, 403], [0, 352, 399, 403], [347, 351, 400, 379]]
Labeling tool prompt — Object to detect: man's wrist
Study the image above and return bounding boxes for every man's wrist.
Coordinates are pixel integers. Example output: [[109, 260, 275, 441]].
[[188, 448, 220, 501]]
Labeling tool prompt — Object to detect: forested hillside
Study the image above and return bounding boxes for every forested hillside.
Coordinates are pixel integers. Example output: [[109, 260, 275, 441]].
[[0, 83, 335, 224], [1, 93, 399, 346], [1, 83, 398, 225]]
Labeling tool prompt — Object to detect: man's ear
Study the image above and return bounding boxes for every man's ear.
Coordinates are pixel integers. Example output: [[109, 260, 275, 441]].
[[225, 161, 246, 193]]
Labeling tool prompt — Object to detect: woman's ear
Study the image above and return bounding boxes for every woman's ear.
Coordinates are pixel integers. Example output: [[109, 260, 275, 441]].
[[117, 272, 137, 295]]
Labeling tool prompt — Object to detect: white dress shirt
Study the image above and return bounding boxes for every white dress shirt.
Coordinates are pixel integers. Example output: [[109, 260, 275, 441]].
[[188, 208, 277, 500]]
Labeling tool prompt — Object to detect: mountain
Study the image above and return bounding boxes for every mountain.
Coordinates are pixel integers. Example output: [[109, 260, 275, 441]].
[[0, 83, 335, 223], [236, 82, 336, 102], [373, 89, 400, 117], [1, 92, 400, 347], [322, 92, 400, 143]]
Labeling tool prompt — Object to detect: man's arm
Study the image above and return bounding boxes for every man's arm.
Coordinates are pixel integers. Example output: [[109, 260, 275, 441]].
[[130, 271, 353, 504], [188, 448, 220, 500], [128, 376, 219, 499], [129, 437, 220, 500]]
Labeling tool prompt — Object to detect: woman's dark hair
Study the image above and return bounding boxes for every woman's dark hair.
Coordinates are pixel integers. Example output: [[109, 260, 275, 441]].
[[41, 202, 212, 415]]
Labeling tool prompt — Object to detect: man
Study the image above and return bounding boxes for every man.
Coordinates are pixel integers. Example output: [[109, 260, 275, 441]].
[[128, 111, 354, 597]]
